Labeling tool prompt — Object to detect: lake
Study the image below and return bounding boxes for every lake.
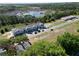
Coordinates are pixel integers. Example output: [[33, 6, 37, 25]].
[[16, 11, 45, 17], [23, 11, 45, 17]]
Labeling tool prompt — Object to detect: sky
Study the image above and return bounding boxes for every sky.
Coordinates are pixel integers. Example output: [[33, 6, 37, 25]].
[[0, 0, 79, 3]]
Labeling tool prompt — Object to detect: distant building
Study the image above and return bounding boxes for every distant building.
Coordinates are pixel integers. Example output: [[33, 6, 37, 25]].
[[61, 16, 78, 21]]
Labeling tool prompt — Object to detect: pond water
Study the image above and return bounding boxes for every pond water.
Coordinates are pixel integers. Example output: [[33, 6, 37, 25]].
[[23, 11, 45, 17], [24, 11, 44, 17]]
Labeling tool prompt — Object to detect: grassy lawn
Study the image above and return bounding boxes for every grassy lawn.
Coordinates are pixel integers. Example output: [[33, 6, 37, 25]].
[[0, 23, 26, 31], [47, 20, 65, 28], [14, 23, 26, 29], [63, 21, 79, 34]]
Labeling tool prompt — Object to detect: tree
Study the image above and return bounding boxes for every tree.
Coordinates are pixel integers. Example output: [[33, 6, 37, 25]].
[[77, 29, 79, 32], [57, 32, 79, 56], [0, 29, 4, 34], [20, 40, 67, 56], [5, 28, 9, 32]]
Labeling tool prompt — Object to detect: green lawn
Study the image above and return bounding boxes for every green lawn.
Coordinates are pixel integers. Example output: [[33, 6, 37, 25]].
[[0, 23, 26, 31], [48, 20, 65, 28]]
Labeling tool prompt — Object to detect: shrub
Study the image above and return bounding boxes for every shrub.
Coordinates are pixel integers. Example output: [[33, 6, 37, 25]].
[[77, 29, 79, 32], [0, 29, 4, 34], [11, 35, 28, 43], [57, 32, 79, 55], [51, 29, 53, 31], [5, 28, 9, 32]]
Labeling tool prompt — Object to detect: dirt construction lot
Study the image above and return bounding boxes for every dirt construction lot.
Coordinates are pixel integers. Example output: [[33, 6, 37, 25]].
[[27, 19, 79, 44]]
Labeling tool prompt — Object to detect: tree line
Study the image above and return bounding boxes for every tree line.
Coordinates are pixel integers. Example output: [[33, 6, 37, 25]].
[[0, 10, 77, 28], [29, 2, 79, 11]]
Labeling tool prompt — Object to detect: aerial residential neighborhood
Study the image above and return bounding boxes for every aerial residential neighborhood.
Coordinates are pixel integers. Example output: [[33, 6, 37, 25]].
[[0, 2, 79, 56]]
